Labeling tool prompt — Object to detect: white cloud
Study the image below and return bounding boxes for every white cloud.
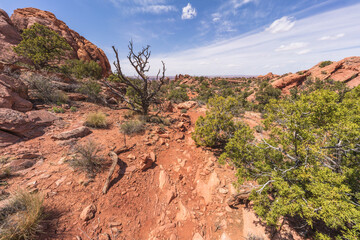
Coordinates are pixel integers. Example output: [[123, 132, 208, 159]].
[[275, 42, 308, 51], [266, 16, 295, 34], [318, 33, 345, 41], [182, 3, 197, 20]]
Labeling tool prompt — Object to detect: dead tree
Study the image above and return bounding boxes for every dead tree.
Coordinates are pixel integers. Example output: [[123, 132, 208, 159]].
[[103, 41, 166, 115]]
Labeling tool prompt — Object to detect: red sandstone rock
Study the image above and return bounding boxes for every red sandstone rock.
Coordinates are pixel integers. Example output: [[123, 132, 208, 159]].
[[10, 8, 111, 77], [0, 74, 32, 112], [0, 9, 21, 63], [0, 108, 58, 139], [271, 56, 360, 93]]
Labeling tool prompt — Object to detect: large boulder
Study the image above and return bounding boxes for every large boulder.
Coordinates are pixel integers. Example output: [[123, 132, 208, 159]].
[[10, 7, 111, 77], [0, 130, 20, 147], [0, 74, 32, 112], [0, 9, 21, 63], [0, 108, 58, 139]]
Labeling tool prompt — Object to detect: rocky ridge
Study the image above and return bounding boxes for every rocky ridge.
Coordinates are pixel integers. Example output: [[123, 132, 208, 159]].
[[0, 7, 111, 77], [270, 56, 360, 93]]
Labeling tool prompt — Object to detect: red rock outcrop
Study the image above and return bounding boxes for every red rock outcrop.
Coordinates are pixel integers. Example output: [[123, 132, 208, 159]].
[[0, 108, 58, 138], [257, 72, 279, 80], [271, 56, 360, 93], [10, 7, 111, 77], [0, 73, 33, 112], [0, 9, 22, 63]]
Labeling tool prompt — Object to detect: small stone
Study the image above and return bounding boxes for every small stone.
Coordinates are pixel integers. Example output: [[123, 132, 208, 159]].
[[174, 133, 185, 140], [192, 233, 204, 240], [80, 204, 97, 221], [55, 176, 66, 187], [127, 154, 136, 160], [219, 188, 229, 194]]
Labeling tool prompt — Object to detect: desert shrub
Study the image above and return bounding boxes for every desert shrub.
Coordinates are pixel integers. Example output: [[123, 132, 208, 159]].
[[321, 70, 327, 75], [61, 59, 102, 79], [254, 125, 263, 133], [78, 80, 102, 102], [254, 81, 281, 111], [119, 120, 145, 135], [181, 109, 187, 113], [69, 140, 104, 177], [28, 75, 68, 104], [85, 112, 107, 128], [70, 106, 77, 112], [0, 190, 44, 240], [221, 89, 360, 239], [106, 73, 121, 82], [192, 96, 244, 147], [195, 89, 215, 105], [167, 88, 189, 103], [13, 23, 71, 70], [319, 60, 333, 68], [0, 167, 12, 180], [50, 106, 65, 113], [293, 78, 350, 101]]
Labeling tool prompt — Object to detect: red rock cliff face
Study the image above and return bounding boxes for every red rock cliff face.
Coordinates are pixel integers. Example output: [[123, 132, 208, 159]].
[[10, 7, 111, 77], [0, 9, 22, 63]]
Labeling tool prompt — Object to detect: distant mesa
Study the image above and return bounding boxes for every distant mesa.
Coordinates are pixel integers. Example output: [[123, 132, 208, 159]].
[[0, 7, 111, 77]]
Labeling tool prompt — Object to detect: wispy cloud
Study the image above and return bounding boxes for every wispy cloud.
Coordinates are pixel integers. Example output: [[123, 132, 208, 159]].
[[182, 3, 197, 20], [266, 16, 295, 33], [119, 3, 360, 76], [275, 42, 308, 51], [108, 0, 176, 14], [318, 33, 345, 41], [139, 5, 176, 13], [296, 49, 311, 55], [231, 0, 255, 9]]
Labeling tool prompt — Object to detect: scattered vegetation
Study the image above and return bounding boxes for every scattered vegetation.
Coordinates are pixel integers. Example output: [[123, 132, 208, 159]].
[[70, 106, 77, 112], [78, 80, 102, 102], [13, 23, 71, 70], [167, 88, 189, 103], [216, 87, 360, 239], [119, 119, 146, 146], [0, 190, 44, 240], [50, 106, 65, 113], [254, 81, 281, 111], [319, 60, 333, 68], [69, 140, 104, 177], [85, 112, 107, 128], [60, 59, 102, 79], [192, 96, 244, 147], [28, 75, 68, 104], [119, 120, 145, 135]]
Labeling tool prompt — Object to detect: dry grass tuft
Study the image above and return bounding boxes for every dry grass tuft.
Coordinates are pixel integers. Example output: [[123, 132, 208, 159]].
[[85, 112, 108, 128], [0, 189, 44, 240], [69, 140, 104, 177], [119, 120, 145, 135]]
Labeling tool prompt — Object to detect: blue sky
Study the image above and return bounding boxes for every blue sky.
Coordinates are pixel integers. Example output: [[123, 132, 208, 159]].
[[1, 0, 360, 76]]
